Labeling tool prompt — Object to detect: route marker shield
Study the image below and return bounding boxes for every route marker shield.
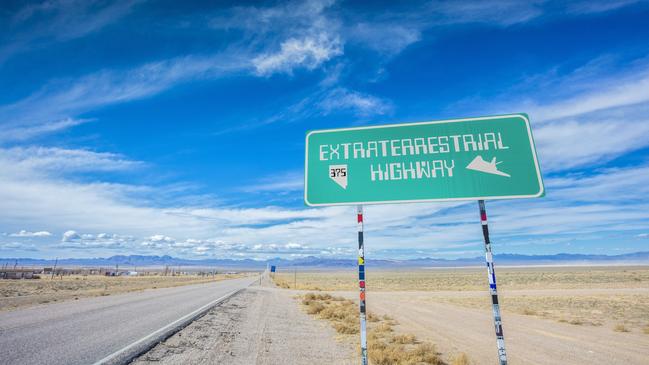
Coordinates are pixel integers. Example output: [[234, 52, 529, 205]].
[[305, 114, 543, 206]]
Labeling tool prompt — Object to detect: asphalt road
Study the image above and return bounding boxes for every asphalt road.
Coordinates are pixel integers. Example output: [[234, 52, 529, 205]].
[[0, 277, 255, 365]]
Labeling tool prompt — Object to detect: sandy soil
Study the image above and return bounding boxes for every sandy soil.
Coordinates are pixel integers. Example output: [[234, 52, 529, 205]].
[[273, 266, 649, 291], [363, 290, 649, 365], [132, 285, 355, 365], [0, 274, 248, 311]]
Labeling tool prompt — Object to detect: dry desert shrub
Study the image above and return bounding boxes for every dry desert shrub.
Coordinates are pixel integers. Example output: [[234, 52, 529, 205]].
[[391, 333, 416, 344], [614, 323, 630, 332], [300, 292, 444, 364], [522, 308, 537, 315], [367, 312, 380, 322], [305, 302, 325, 315], [369, 342, 442, 365], [451, 353, 471, 365]]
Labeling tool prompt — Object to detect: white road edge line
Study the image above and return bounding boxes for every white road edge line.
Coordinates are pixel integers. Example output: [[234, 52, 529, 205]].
[[92, 288, 244, 365]]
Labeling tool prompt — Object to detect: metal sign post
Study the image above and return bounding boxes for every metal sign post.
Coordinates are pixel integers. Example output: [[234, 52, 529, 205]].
[[478, 200, 507, 364], [304, 114, 544, 365], [357, 205, 368, 365]]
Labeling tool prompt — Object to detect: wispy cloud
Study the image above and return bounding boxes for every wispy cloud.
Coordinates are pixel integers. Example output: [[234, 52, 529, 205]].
[[212, 0, 342, 76], [528, 66, 649, 124], [428, 0, 543, 26], [2, 54, 248, 124], [240, 171, 304, 193], [214, 85, 394, 135], [564, 0, 648, 14], [347, 22, 421, 56], [317, 87, 393, 117], [1, 146, 143, 175], [2, 145, 647, 258], [2, 0, 648, 259], [0, 54, 250, 142], [0, 242, 38, 252], [449, 55, 649, 172], [0, 118, 91, 143], [1, 0, 143, 63]]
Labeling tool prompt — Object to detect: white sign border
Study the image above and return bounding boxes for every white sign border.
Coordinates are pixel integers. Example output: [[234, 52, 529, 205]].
[[304, 113, 544, 207]]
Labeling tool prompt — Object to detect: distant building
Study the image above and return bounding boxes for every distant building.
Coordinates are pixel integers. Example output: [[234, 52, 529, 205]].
[[0, 269, 39, 279]]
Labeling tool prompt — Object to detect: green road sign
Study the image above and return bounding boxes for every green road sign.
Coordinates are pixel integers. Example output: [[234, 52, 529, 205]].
[[304, 114, 544, 206]]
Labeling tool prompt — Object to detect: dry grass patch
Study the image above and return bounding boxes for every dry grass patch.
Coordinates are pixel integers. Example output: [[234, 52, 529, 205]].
[[643, 325, 649, 334], [614, 323, 630, 332], [300, 292, 450, 364], [391, 334, 416, 344], [451, 353, 471, 365], [522, 308, 537, 315]]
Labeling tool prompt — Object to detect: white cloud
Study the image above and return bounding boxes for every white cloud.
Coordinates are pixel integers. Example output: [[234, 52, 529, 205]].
[[318, 87, 393, 117], [212, 0, 342, 77], [59, 230, 135, 248], [148, 234, 175, 243], [2, 1, 649, 259], [141, 234, 176, 249], [285, 242, 303, 249], [2, 157, 647, 258], [62, 230, 81, 242], [253, 34, 343, 76], [9, 230, 52, 238]]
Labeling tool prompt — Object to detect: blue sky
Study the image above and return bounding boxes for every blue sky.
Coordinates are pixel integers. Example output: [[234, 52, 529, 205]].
[[1, 0, 648, 260]]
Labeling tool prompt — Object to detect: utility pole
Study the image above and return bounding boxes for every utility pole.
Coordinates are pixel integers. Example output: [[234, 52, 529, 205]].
[[51, 258, 58, 280]]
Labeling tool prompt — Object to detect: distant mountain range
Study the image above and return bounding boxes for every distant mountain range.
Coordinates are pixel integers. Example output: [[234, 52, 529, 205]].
[[2, 252, 648, 270]]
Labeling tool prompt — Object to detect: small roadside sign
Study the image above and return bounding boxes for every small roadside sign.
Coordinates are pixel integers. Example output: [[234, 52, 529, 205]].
[[305, 114, 543, 206]]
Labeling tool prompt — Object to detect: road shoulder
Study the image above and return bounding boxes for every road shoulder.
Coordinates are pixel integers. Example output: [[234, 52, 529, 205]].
[[132, 287, 355, 365]]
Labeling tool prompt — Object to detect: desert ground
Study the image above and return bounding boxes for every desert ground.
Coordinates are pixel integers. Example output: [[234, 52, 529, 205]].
[[0, 272, 249, 311], [132, 275, 356, 365], [4, 266, 647, 364], [272, 266, 649, 364]]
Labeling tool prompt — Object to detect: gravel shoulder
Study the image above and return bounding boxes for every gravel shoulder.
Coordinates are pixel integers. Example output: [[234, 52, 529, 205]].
[[132, 285, 355, 365]]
